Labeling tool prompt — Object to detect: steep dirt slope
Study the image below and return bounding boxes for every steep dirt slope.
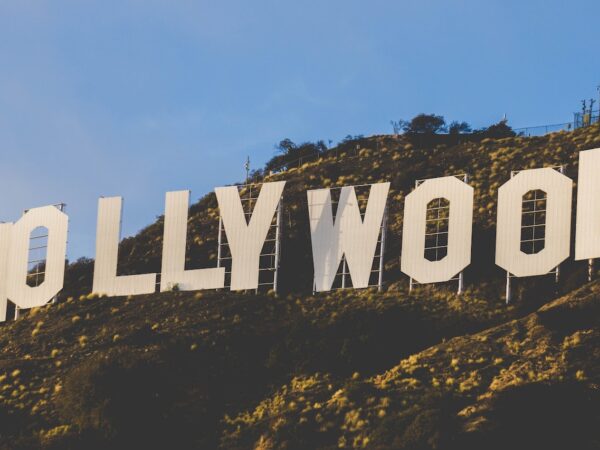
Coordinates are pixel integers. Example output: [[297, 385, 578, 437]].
[[223, 282, 600, 450]]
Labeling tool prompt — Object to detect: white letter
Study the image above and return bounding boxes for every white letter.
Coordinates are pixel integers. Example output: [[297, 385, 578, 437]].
[[215, 181, 286, 290], [575, 148, 600, 260], [496, 168, 572, 277], [160, 190, 225, 291], [92, 197, 156, 296], [6, 206, 68, 309], [401, 177, 473, 283], [308, 182, 389, 292]]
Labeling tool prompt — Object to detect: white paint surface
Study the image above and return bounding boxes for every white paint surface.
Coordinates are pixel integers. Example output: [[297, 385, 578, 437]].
[[308, 182, 389, 292], [496, 168, 572, 277], [92, 197, 157, 296], [215, 181, 285, 290], [6, 206, 68, 309], [160, 190, 225, 291], [401, 176, 473, 283], [575, 148, 600, 260]]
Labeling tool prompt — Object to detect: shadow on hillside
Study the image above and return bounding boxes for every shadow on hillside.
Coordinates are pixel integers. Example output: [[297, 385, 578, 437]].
[[458, 382, 600, 450]]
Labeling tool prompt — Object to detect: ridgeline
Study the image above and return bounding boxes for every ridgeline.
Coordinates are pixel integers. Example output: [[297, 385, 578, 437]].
[[2, 125, 600, 449]]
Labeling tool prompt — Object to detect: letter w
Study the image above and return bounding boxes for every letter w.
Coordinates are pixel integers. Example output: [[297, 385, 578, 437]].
[[307, 183, 389, 292]]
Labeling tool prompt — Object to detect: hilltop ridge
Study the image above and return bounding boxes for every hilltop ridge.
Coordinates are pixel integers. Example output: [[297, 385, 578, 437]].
[[64, 123, 600, 300]]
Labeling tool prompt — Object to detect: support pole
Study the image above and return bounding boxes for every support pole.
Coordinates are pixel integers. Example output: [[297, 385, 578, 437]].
[[273, 198, 282, 294], [588, 258, 594, 282], [458, 173, 468, 297], [54, 203, 66, 301], [554, 166, 565, 288], [377, 206, 388, 292], [216, 216, 223, 291], [341, 258, 347, 289], [505, 272, 512, 305], [216, 216, 222, 268]]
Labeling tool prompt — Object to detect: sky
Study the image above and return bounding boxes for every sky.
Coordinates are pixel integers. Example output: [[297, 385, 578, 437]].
[[1, 0, 599, 259]]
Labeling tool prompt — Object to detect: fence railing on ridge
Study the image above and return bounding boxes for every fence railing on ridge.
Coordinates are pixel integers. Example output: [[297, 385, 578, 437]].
[[264, 117, 600, 176]]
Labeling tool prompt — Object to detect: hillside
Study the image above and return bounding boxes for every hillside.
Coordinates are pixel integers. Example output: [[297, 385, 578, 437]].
[[1, 124, 600, 449], [1, 280, 599, 449], [222, 281, 600, 450], [64, 123, 600, 301]]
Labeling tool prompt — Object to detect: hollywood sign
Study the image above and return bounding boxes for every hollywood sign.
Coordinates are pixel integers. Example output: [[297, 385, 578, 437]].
[[2, 148, 600, 320]]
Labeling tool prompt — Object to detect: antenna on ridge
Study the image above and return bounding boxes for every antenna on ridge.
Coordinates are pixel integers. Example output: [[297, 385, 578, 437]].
[[244, 156, 250, 184]]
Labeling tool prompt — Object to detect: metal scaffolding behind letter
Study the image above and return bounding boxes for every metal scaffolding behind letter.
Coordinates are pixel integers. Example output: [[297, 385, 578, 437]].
[[217, 183, 282, 293], [409, 174, 468, 295], [15, 203, 66, 320], [505, 166, 563, 304], [325, 184, 388, 292]]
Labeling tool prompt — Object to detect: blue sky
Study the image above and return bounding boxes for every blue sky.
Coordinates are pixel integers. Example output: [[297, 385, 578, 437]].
[[1, 0, 599, 259]]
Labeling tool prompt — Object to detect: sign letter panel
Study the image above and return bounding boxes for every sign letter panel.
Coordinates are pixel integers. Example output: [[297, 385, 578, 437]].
[[6, 206, 68, 309], [160, 190, 225, 291], [575, 148, 600, 260], [496, 168, 572, 277], [215, 181, 285, 291], [92, 197, 157, 296], [401, 177, 473, 283], [308, 182, 389, 292]]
